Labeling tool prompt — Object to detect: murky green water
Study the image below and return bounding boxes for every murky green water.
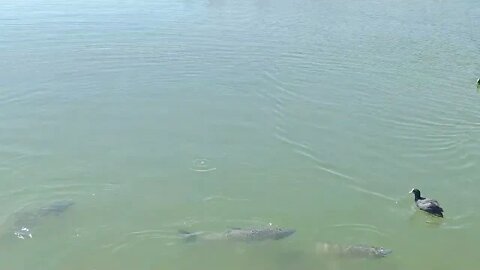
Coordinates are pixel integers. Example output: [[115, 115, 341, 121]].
[[1, 0, 479, 269]]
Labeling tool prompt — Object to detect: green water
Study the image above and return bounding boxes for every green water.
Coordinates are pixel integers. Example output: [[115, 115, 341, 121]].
[[1, 0, 479, 269]]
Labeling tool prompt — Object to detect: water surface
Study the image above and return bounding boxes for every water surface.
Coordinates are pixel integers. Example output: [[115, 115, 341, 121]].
[[1, 0, 479, 269]]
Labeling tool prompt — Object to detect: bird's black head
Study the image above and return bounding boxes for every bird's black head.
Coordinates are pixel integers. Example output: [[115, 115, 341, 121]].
[[409, 188, 421, 200]]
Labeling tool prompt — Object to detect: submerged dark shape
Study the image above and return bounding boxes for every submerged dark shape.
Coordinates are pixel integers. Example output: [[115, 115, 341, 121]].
[[38, 200, 74, 216], [316, 242, 392, 258], [13, 200, 74, 239], [179, 226, 296, 242], [409, 188, 444, 217]]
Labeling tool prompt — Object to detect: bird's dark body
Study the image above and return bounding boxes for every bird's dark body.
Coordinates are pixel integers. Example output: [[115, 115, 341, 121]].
[[410, 189, 444, 217]]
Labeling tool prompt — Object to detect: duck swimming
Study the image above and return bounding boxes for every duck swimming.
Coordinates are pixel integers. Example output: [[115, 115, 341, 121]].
[[409, 188, 444, 217]]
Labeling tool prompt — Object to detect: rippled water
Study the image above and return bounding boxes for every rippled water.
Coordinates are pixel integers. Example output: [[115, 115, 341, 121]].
[[1, 0, 479, 269]]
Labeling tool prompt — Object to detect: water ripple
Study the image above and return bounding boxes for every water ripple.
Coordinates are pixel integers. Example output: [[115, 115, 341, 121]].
[[346, 185, 397, 202], [274, 131, 358, 183], [327, 223, 389, 237], [190, 158, 217, 173], [202, 195, 249, 202]]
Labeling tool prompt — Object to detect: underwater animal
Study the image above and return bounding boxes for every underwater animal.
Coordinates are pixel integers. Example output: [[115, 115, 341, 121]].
[[179, 226, 296, 242], [13, 200, 74, 239], [316, 242, 392, 258]]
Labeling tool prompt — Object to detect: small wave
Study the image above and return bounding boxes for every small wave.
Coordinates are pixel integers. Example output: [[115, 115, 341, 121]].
[[314, 164, 357, 183], [346, 184, 397, 202], [294, 149, 356, 183], [127, 229, 177, 240], [274, 131, 358, 183], [102, 228, 180, 253], [328, 223, 379, 230], [1, 182, 118, 201], [190, 158, 217, 173], [326, 223, 388, 237], [163, 217, 273, 231], [274, 132, 311, 152], [441, 224, 473, 230], [202, 195, 249, 202], [0, 87, 49, 106]]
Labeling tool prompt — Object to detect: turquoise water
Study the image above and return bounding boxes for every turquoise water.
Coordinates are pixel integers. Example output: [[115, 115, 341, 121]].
[[1, 0, 479, 269]]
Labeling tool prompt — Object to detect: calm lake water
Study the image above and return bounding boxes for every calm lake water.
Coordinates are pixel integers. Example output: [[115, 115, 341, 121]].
[[1, 0, 479, 269]]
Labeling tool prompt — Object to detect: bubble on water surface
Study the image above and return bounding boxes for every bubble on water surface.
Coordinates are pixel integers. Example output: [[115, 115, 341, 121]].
[[190, 158, 217, 172]]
